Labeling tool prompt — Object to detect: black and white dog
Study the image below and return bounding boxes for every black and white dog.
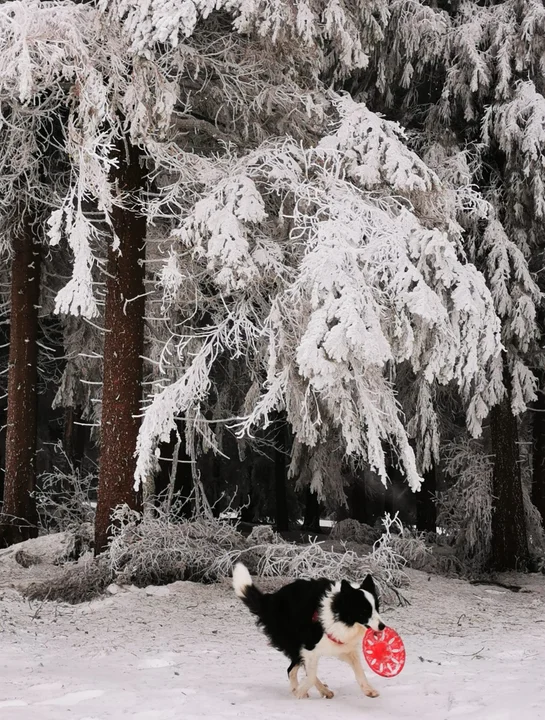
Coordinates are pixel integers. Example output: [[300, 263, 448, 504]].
[[233, 563, 385, 699]]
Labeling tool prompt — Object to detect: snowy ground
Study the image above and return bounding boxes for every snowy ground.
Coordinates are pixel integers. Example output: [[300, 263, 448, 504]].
[[1, 552, 544, 720]]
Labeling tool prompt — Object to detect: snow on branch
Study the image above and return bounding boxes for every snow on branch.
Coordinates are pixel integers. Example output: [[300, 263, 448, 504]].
[[0, 1, 182, 317], [441, 1, 545, 121], [483, 81, 545, 219], [375, 0, 449, 104], [320, 96, 440, 196], [136, 102, 502, 496], [100, 0, 388, 77], [174, 174, 267, 293]]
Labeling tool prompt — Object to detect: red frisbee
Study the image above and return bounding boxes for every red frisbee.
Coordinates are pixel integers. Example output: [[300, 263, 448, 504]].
[[363, 627, 406, 677]]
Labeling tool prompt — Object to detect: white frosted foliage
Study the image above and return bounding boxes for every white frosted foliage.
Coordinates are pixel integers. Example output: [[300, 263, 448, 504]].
[[135, 109, 501, 493]]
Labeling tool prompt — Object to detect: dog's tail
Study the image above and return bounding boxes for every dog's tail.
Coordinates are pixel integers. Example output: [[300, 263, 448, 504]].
[[233, 562, 264, 617]]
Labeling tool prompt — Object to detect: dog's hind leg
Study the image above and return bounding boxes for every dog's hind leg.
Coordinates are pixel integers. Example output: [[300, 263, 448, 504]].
[[287, 662, 303, 695], [294, 652, 319, 699], [341, 651, 379, 698], [314, 677, 334, 699], [288, 661, 332, 699]]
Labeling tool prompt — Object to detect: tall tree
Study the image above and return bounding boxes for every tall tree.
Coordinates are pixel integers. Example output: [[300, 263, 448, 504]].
[[532, 378, 545, 528], [273, 421, 289, 532], [416, 467, 437, 534], [94, 141, 146, 553], [0, 1, 191, 544], [357, 0, 545, 568], [303, 487, 322, 532], [0, 219, 40, 546], [490, 369, 529, 570], [135, 102, 501, 501]]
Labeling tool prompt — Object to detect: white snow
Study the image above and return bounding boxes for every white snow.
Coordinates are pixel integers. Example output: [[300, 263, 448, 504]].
[[1, 567, 544, 720]]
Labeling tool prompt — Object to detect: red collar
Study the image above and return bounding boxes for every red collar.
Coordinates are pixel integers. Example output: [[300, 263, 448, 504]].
[[312, 610, 344, 645]]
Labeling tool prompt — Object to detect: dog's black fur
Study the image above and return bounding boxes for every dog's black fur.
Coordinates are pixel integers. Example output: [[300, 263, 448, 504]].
[[235, 569, 382, 676]]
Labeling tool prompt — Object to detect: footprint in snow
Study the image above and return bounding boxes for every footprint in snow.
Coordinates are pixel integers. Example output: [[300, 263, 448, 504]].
[[221, 689, 248, 697], [36, 689, 104, 706], [447, 702, 486, 716], [0, 700, 27, 708], [138, 657, 175, 669], [29, 682, 64, 692]]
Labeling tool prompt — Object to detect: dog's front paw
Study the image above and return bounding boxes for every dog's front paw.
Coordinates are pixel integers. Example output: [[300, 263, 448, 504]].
[[294, 688, 310, 699], [362, 685, 380, 698], [321, 687, 334, 699]]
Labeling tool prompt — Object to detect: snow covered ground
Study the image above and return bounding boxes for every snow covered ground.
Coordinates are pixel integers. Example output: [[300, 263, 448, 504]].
[[0, 556, 544, 720]]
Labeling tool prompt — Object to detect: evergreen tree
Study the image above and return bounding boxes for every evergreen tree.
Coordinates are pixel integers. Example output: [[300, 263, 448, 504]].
[[112, 3, 503, 509], [94, 141, 147, 553], [0, 218, 40, 545], [355, 0, 545, 568], [3, 0, 542, 570]]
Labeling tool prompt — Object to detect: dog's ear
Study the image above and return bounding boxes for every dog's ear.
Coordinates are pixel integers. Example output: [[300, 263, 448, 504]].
[[360, 574, 376, 595], [341, 579, 352, 592]]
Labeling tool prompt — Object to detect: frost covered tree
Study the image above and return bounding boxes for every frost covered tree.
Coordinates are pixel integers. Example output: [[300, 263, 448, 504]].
[[0, 0, 72, 544], [1, 0, 535, 566], [131, 110, 501, 513], [356, 0, 545, 568], [93, 142, 147, 553], [0, 219, 41, 545], [85, 0, 508, 527], [0, 0, 182, 549]]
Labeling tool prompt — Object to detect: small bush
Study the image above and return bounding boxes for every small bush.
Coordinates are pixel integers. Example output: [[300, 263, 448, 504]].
[[23, 505, 415, 606], [35, 444, 96, 533], [24, 558, 113, 604], [376, 514, 432, 570], [107, 505, 248, 586], [330, 519, 380, 545]]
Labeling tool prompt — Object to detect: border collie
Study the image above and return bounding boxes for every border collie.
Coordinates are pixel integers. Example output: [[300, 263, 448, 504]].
[[232, 563, 385, 699]]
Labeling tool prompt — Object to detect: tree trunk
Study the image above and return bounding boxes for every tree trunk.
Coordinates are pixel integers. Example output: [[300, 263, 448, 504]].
[[0, 221, 40, 547], [346, 479, 368, 523], [532, 384, 545, 528], [384, 448, 399, 518], [0, 323, 10, 510], [63, 406, 86, 471], [303, 486, 321, 532], [274, 424, 289, 532], [416, 466, 437, 532], [490, 377, 529, 571], [94, 141, 146, 554]]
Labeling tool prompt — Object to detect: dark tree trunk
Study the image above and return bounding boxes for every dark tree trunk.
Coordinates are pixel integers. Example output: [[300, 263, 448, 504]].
[[384, 448, 399, 518], [94, 141, 146, 554], [63, 406, 86, 471], [0, 221, 40, 547], [303, 486, 321, 532], [532, 384, 545, 528], [416, 466, 437, 532], [346, 479, 368, 523], [239, 459, 256, 524], [274, 423, 289, 532], [210, 454, 222, 518], [0, 323, 10, 508], [239, 502, 254, 524], [490, 376, 529, 571]]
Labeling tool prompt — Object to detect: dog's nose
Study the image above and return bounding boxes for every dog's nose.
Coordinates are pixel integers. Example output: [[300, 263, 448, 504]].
[[378, 622, 385, 631]]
